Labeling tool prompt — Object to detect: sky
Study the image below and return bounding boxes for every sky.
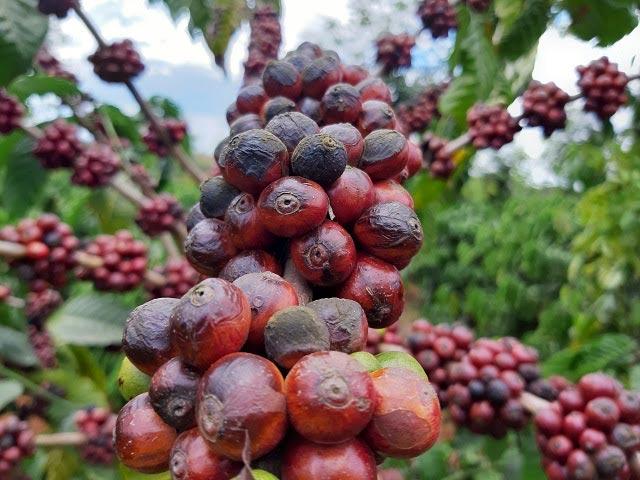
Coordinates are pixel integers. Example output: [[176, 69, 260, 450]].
[[44, 0, 640, 180]]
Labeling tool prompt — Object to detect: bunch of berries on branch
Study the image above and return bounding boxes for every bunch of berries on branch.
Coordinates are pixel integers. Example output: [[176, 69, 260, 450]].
[[74, 407, 117, 464], [418, 0, 458, 39], [396, 83, 447, 134], [534, 372, 640, 480], [0, 90, 24, 134], [114, 42, 442, 479], [142, 118, 187, 157], [375, 33, 416, 73], [0, 416, 35, 476]]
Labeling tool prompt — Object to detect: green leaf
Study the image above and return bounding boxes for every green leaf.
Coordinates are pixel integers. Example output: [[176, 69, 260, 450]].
[[46, 448, 79, 480], [0, 379, 24, 410], [461, 15, 499, 99], [48, 294, 130, 346], [8, 74, 80, 101], [40, 368, 109, 408], [119, 464, 171, 480], [0, 325, 38, 367], [497, 0, 549, 60], [438, 75, 480, 125], [1, 135, 48, 219], [67, 346, 108, 393], [563, 0, 637, 46], [0, 0, 48, 86], [203, 0, 247, 70]]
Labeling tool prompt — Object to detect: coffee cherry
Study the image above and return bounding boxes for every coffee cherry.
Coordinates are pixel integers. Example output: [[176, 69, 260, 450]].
[[364, 367, 440, 458], [285, 52, 313, 73], [264, 306, 330, 369], [417, 0, 458, 39], [257, 176, 329, 237], [359, 129, 408, 181], [0, 89, 24, 134], [595, 445, 628, 478], [199, 177, 241, 219], [265, 112, 319, 154], [372, 180, 414, 209], [577, 57, 629, 120], [353, 202, 423, 269], [291, 133, 348, 187], [229, 113, 263, 138], [321, 83, 362, 124], [37, 0, 75, 17], [33, 119, 83, 169], [226, 102, 241, 125], [236, 84, 268, 114], [123, 298, 179, 376], [618, 391, 640, 423], [219, 249, 281, 282], [146, 258, 200, 299], [521, 81, 570, 137], [467, 103, 521, 150], [297, 96, 323, 123], [356, 77, 392, 104], [233, 272, 299, 351], [610, 423, 640, 452], [296, 41, 323, 59], [326, 166, 374, 225], [142, 118, 187, 156], [290, 220, 356, 286], [88, 40, 145, 83], [36, 47, 77, 82], [222, 129, 287, 195], [170, 278, 250, 371], [71, 143, 121, 187], [423, 133, 455, 179], [320, 123, 364, 165], [375, 33, 415, 73], [0, 415, 35, 475], [261, 96, 297, 123], [136, 194, 184, 236], [579, 428, 607, 454], [263, 60, 302, 99], [546, 435, 574, 462], [225, 193, 276, 250], [281, 436, 377, 480], [500, 399, 528, 429], [197, 352, 287, 460], [358, 100, 397, 136], [307, 298, 367, 354], [302, 56, 343, 99], [149, 357, 200, 431], [184, 218, 236, 276], [563, 411, 587, 440], [486, 379, 510, 406], [170, 428, 241, 480], [338, 255, 404, 328], [115, 393, 177, 473], [579, 372, 622, 401], [341, 64, 368, 86], [585, 397, 621, 431]]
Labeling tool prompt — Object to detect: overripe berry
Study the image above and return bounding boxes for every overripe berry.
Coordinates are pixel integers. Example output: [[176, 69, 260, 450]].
[[521, 81, 570, 137], [71, 144, 121, 187], [0, 415, 35, 475], [88, 40, 145, 83], [37, 0, 75, 18], [145, 259, 199, 299], [375, 33, 415, 73], [33, 119, 83, 169], [358, 100, 397, 136], [236, 84, 268, 114], [321, 83, 362, 124], [0, 90, 24, 134], [577, 57, 629, 120], [418, 0, 458, 39], [142, 119, 187, 157], [263, 60, 303, 99], [135, 194, 184, 236], [467, 104, 521, 150]]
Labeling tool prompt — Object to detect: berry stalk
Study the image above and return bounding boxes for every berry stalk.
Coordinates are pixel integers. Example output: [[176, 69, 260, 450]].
[[35, 431, 88, 447]]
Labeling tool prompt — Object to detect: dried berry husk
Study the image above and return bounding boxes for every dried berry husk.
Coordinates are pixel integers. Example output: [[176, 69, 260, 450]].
[[170, 428, 241, 480], [263, 60, 303, 99], [326, 166, 374, 226], [264, 306, 330, 369], [363, 367, 441, 458], [199, 176, 241, 219], [219, 250, 282, 282], [222, 129, 287, 195], [353, 201, 423, 269], [265, 112, 319, 154], [301, 55, 343, 99], [262, 97, 297, 123], [291, 133, 347, 187], [233, 272, 299, 352], [149, 358, 200, 432], [321, 83, 362, 124], [306, 298, 367, 353], [196, 352, 287, 460], [225, 193, 276, 250], [359, 129, 408, 181], [184, 218, 236, 276], [122, 298, 179, 376], [289, 221, 356, 286], [170, 278, 251, 371], [285, 351, 375, 443], [320, 123, 364, 165], [115, 393, 177, 473]]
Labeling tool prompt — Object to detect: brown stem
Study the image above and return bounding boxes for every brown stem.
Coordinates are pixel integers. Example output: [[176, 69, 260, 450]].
[[20, 124, 43, 141], [171, 223, 188, 247], [71, 4, 107, 49], [519, 391, 552, 415], [567, 92, 583, 103], [0, 240, 27, 259], [35, 432, 88, 447], [160, 233, 181, 260], [5, 296, 26, 309], [284, 258, 312, 305], [627, 74, 640, 82], [442, 132, 471, 157], [109, 176, 147, 209]]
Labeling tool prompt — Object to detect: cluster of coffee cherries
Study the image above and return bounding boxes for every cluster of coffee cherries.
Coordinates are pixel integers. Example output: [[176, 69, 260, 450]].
[[396, 83, 447, 134], [577, 57, 630, 121], [521, 81, 571, 137], [467, 103, 522, 150], [0, 415, 35, 476], [243, 4, 283, 85], [145, 258, 200, 299], [422, 133, 455, 178], [116, 279, 441, 478], [417, 0, 459, 39], [0, 89, 24, 134], [88, 39, 145, 84], [73, 407, 117, 465], [142, 119, 188, 157], [534, 373, 640, 480], [35, 47, 77, 83], [135, 194, 184, 237], [375, 33, 416, 73]]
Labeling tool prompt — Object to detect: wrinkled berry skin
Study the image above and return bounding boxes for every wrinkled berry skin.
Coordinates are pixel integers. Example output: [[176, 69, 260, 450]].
[[258, 176, 329, 238], [225, 193, 276, 250], [290, 220, 356, 286], [291, 133, 348, 187], [281, 437, 377, 480], [358, 100, 397, 136], [321, 123, 364, 165], [218, 249, 282, 282], [285, 351, 375, 444], [149, 357, 200, 431], [233, 272, 299, 352], [122, 298, 179, 376], [199, 176, 241, 219], [359, 129, 408, 181], [354, 202, 424, 269], [236, 84, 268, 114], [184, 218, 236, 276], [302, 56, 343, 99], [337, 255, 404, 328], [222, 129, 287, 195], [170, 278, 251, 371], [363, 367, 441, 458], [321, 83, 362, 124], [115, 393, 177, 474], [169, 428, 241, 480], [326, 166, 375, 226], [307, 298, 368, 354], [261, 96, 297, 123], [265, 111, 319, 154], [197, 353, 287, 460], [263, 60, 303, 99]]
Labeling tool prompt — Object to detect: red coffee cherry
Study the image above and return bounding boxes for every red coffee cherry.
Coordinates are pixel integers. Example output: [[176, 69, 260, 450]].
[[226, 102, 241, 125], [364, 367, 441, 458], [71, 143, 121, 187], [396, 84, 446, 134], [222, 129, 287, 195], [375, 33, 415, 73], [142, 118, 187, 156], [257, 176, 329, 238], [229, 113, 263, 138], [358, 100, 397, 136], [33, 119, 83, 169], [218, 249, 282, 282], [0, 415, 35, 475], [467, 103, 521, 150], [281, 436, 377, 480], [417, 0, 458, 39], [184, 218, 236, 276], [341, 64, 369, 86], [135, 194, 184, 237], [306, 297, 368, 354], [577, 57, 629, 120], [263, 60, 303, 99], [359, 129, 408, 181], [354, 201, 424, 269], [291, 133, 348, 187], [261, 96, 297, 123], [321, 83, 362, 124], [284, 51, 313, 73], [115, 394, 177, 474], [197, 352, 287, 460], [356, 77, 393, 103], [285, 351, 375, 443], [558, 388, 585, 413], [338, 254, 404, 328], [290, 220, 356, 286], [321, 123, 364, 165], [578, 372, 622, 401], [372, 180, 414, 208], [579, 428, 608, 454], [122, 298, 179, 376], [169, 428, 241, 480], [225, 193, 276, 250], [301, 55, 343, 99], [265, 111, 319, 154], [618, 391, 640, 424], [521, 81, 570, 137], [562, 411, 587, 440], [326, 166, 375, 226], [585, 397, 621, 431], [236, 84, 268, 114], [88, 40, 145, 83], [0, 89, 24, 134], [36, 47, 77, 82], [233, 272, 299, 352], [149, 357, 200, 431]]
